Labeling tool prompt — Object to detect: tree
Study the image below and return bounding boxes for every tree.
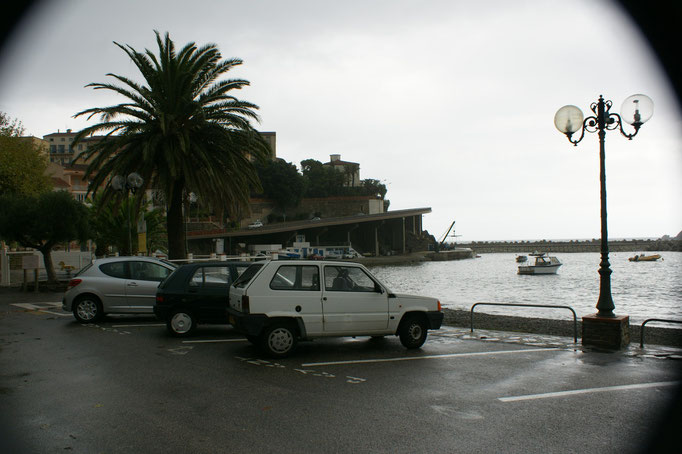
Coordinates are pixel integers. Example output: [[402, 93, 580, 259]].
[[73, 31, 270, 259], [0, 112, 51, 196], [88, 194, 167, 256], [255, 158, 304, 212], [0, 191, 90, 284], [300, 159, 345, 197]]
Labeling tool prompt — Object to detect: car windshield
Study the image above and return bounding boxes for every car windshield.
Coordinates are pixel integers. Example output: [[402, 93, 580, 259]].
[[232, 263, 264, 288]]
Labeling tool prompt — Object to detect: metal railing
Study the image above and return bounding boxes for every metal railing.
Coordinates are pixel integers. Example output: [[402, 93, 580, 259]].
[[470, 302, 578, 343], [640, 319, 682, 348]]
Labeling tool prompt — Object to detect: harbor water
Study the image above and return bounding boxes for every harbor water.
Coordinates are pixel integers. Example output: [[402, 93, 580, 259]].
[[368, 251, 682, 324]]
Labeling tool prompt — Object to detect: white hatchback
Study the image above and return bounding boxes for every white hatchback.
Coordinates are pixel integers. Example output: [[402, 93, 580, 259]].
[[228, 260, 443, 357]]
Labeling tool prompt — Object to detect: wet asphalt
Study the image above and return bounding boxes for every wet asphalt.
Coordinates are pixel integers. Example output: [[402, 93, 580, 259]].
[[1, 288, 681, 453]]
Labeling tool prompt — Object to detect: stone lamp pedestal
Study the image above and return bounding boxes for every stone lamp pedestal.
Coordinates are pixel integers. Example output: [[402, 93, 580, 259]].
[[582, 314, 630, 349]]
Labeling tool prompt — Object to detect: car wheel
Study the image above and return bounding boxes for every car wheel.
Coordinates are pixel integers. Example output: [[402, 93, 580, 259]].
[[261, 323, 297, 358], [399, 315, 428, 349], [73, 295, 103, 323], [167, 310, 197, 337]]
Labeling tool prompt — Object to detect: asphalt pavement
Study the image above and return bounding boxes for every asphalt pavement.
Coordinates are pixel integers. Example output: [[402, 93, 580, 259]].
[[1, 287, 681, 453]]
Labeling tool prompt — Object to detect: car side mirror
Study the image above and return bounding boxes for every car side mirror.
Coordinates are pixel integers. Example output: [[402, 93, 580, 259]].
[[374, 283, 384, 294]]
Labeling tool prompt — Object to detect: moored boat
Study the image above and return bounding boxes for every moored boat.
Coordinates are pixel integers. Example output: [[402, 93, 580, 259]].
[[515, 255, 528, 263], [628, 254, 661, 262], [518, 254, 562, 275]]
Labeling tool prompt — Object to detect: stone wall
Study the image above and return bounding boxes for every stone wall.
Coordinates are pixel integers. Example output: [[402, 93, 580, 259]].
[[245, 196, 385, 224], [443, 308, 682, 347]]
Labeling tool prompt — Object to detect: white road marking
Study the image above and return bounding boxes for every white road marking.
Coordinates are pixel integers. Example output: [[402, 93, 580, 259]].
[[302, 347, 559, 367], [42, 311, 71, 317], [182, 338, 247, 343], [499, 381, 681, 402], [11, 303, 70, 316], [111, 323, 165, 328]]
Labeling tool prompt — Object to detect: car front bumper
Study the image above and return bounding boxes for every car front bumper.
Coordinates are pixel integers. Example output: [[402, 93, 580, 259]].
[[427, 311, 444, 330]]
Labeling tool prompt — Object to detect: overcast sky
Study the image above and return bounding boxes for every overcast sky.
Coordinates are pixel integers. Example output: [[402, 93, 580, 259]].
[[1, 0, 680, 242]]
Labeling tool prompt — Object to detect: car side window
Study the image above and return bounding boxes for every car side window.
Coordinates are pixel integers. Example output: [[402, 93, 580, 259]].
[[325, 266, 376, 292], [129, 261, 172, 282], [189, 266, 232, 288], [269, 265, 320, 291], [99, 262, 127, 279]]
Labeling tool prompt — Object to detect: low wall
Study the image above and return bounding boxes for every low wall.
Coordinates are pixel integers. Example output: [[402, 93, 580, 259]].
[[443, 308, 682, 348]]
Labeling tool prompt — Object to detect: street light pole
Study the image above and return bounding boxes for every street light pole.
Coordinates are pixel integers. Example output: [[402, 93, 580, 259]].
[[112, 172, 144, 256], [554, 94, 653, 317]]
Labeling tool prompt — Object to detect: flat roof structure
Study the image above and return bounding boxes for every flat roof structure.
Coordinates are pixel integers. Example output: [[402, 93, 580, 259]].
[[187, 207, 432, 256]]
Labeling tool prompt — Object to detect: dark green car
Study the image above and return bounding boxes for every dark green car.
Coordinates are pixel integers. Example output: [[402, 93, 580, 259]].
[[154, 261, 252, 336]]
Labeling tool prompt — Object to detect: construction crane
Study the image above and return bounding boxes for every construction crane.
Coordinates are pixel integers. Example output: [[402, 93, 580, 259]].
[[436, 221, 461, 251]]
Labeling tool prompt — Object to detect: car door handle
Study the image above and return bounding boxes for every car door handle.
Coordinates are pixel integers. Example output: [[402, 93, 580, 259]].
[[128, 282, 138, 287]]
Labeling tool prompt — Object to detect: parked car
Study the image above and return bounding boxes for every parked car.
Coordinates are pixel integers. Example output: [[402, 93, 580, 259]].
[[247, 220, 263, 229], [228, 260, 443, 357], [154, 261, 252, 336], [63, 256, 177, 323]]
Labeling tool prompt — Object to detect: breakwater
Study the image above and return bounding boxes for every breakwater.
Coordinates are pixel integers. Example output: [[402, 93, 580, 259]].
[[457, 238, 679, 254], [442, 308, 682, 348]]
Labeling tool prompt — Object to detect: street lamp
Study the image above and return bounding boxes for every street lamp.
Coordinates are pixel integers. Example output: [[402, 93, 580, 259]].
[[111, 172, 144, 255], [554, 94, 653, 317]]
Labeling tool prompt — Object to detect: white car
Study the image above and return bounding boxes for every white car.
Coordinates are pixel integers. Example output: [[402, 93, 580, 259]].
[[62, 256, 176, 323], [228, 260, 443, 357], [247, 220, 263, 229]]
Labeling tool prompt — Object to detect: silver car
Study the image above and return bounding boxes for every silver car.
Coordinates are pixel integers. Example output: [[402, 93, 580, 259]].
[[62, 256, 177, 323]]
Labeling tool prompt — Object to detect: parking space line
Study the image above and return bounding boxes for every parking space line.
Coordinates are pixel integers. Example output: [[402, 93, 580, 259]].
[[42, 311, 71, 317], [111, 323, 165, 328], [182, 339, 247, 343], [11, 303, 70, 317], [302, 347, 559, 367], [499, 381, 681, 402]]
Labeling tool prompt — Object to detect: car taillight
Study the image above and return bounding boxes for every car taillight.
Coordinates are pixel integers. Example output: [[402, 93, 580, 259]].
[[242, 295, 250, 314], [66, 279, 82, 291], [156, 295, 164, 303], [437, 300, 442, 311]]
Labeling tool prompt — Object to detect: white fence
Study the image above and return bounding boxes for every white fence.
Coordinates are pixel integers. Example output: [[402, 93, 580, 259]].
[[0, 249, 93, 287]]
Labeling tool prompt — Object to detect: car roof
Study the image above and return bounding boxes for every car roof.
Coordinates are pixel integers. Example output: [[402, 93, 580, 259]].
[[174, 261, 254, 270], [92, 256, 176, 266], [263, 260, 358, 266]]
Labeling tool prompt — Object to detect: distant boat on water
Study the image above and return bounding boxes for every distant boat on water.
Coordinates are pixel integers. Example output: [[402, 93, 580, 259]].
[[515, 255, 528, 263], [628, 254, 662, 262], [518, 253, 562, 275]]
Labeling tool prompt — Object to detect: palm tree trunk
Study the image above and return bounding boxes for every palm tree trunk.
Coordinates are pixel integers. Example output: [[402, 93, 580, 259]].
[[167, 182, 186, 260]]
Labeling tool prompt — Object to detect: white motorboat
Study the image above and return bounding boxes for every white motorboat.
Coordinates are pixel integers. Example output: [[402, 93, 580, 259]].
[[517, 253, 562, 275]]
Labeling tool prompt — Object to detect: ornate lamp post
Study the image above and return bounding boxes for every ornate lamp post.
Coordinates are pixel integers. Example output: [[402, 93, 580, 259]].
[[112, 172, 144, 255], [554, 95, 652, 349], [554, 95, 653, 317]]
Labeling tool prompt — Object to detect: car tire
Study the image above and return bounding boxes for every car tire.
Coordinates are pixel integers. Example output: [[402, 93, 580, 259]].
[[398, 315, 428, 349], [261, 323, 297, 358], [73, 295, 103, 323], [167, 309, 197, 337]]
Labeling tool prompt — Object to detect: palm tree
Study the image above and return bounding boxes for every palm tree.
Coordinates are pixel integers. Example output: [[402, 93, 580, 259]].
[[73, 31, 270, 259]]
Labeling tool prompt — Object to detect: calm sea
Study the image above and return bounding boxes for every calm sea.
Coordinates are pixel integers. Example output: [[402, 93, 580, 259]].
[[368, 251, 682, 324]]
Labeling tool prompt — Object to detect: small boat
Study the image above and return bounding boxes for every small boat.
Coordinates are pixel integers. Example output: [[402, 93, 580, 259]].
[[515, 255, 528, 263], [518, 254, 562, 275], [628, 254, 661, 262]]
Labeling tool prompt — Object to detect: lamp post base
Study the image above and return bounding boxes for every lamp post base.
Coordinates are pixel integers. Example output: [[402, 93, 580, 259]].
[[582, 313, 630, 349]]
